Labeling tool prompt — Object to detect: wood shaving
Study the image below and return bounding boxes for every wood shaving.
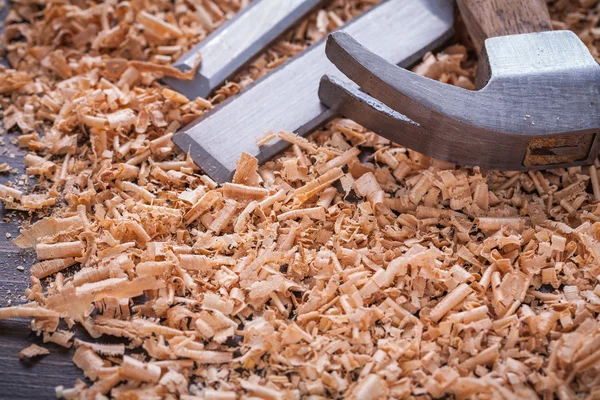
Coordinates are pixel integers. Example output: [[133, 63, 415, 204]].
[[0, 0, 599, 399], [19, 344, 50, 360]]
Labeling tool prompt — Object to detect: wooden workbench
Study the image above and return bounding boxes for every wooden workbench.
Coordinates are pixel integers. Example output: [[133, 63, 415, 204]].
[[0, 135, 85, 399]]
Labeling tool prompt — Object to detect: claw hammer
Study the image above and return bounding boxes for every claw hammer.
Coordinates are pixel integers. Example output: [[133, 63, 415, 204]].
[[319, 0, 600, 170]]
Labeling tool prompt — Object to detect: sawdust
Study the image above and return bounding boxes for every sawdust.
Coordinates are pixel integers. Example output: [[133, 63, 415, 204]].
[[0, 0, 599, 399]]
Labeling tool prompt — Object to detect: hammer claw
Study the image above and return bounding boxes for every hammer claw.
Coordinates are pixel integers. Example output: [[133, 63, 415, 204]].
[[324, 32, 475, 123], [319, 74, 462, 165], [319, 74, 421, 131]]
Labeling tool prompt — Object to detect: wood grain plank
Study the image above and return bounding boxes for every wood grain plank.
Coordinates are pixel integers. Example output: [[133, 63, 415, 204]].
[[0, 135, 85, 397], [0, 320, 84, 400]]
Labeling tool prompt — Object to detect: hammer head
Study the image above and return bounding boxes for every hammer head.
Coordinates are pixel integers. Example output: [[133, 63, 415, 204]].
[[477, 31, 600, 168], [319, 30, 600, 170]]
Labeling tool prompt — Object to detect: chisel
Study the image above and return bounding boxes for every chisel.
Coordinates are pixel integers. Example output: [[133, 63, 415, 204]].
[[163, 0, 326, 99]]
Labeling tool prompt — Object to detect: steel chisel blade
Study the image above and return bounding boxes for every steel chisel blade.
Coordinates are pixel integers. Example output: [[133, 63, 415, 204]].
[[174, 0, 456, 183], [163, 0, 326, 99]]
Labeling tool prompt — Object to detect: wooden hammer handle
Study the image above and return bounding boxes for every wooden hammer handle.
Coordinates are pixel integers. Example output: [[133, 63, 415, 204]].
[[457, 0, 553, 52]]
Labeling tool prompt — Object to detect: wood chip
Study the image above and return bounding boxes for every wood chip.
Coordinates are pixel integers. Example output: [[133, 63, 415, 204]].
[[19, 344, 49, 360]]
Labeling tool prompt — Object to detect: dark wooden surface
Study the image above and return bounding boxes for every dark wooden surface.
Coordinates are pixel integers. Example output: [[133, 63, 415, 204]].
[[0, 135, 85, 399]]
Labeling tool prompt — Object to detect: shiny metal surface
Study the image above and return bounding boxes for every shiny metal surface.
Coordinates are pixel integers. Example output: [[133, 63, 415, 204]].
[[174, 0, 455, 183], [319, 30, 600, 170], [163, 0, 325, 98]]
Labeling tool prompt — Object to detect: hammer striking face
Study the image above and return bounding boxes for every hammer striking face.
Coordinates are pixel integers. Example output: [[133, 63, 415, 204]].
[[319, 30, 600, 170]]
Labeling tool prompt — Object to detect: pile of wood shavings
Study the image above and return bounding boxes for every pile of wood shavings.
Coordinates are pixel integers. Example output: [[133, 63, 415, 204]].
[[0, 0, 600, 399]]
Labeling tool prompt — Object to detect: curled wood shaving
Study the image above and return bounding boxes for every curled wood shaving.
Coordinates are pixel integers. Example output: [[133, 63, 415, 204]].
[[31, 258, 78, 279], [44, 330, 75, 348], [0, 305, 59, 319], [232, 152, 260, 186], [294, 167, 344, 205], [19, 344, 50, 360], [14, 216, 84, 248], [137, 11, 183, 39], [36, 241, 84, 260], [223, 183, 268, 200], [120, 355, 161, 383]]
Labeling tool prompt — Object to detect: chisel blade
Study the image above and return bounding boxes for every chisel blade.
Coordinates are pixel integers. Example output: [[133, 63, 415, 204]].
[[163, 0, 326, 99], [174, 0, 455, 183]]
